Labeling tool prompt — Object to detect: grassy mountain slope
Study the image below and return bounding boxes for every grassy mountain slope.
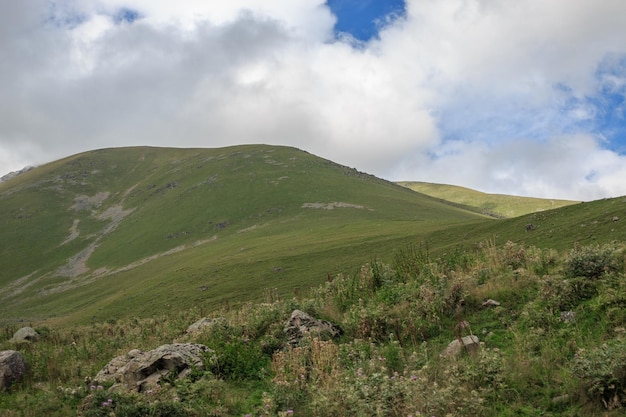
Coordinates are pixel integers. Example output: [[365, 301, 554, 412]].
[[398, 180, 578, 218], [0, 145, 487, 324]]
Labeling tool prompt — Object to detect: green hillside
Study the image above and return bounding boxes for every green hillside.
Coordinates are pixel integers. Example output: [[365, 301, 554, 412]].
[[2, 145, 626, 417], [0, 145, 487, 325], [398, 180, 578, 218]]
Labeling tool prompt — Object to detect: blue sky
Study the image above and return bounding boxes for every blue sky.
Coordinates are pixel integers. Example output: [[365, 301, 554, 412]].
[[1, 0, 626, 200], [327, 0, 406, 41]]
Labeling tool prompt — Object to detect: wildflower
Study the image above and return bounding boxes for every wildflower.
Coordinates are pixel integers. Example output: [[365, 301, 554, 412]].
[[174, 397, 180, 402], [411, 375, 418, 381], [286, 410, 294, 415], [146, 389, 154, 394], [89, 385, 96, 390], [102, 402, 110, 407], [97, 385, 103, 390]]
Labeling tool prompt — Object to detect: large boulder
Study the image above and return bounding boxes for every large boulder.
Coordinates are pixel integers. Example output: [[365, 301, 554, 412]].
[[94, 343, 212, 392], [11, 327, 39, 343], [284, 310, 343, 346], [441, 335, 481, 358], [0, 350, 27, 391]]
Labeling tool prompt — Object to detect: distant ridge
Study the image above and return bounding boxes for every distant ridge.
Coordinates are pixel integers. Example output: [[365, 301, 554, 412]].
[[397, 181, 578, 218]]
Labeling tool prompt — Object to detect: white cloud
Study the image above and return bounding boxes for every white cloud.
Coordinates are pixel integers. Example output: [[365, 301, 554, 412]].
[[391, 134, 626, 201], [1, 0, 626, 200]]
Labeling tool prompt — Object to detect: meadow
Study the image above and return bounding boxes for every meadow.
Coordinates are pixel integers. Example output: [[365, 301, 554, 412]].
[[1, 239, 625, 416], [1, 145, 626, 415]]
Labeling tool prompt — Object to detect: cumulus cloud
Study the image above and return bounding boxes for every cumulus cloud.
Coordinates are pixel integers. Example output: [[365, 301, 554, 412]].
[[1, 0, 625, 200]]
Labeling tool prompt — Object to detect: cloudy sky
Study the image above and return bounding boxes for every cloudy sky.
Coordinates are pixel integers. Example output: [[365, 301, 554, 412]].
[[2, 0, 626, 201]]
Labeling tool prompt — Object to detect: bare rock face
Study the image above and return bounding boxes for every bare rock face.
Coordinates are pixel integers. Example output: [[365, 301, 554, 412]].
[[441, 335, 481, 358], [11, 327, 39, 343], [284, 310, 343, 346], [0, 350, 27, 391], [94, 343, 212, 392]]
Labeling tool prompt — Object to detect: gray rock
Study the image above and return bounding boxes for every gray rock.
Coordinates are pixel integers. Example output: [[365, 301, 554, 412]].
[[186, 317, 224, 334], [11, 327, 39, 343], [482, 299, 501, 307], [0, 350, 27, 391], [441, 335, 480, 358], [561, 311, 576, 324], [284, 310, 343, 346], [94, 343, 212, 392]]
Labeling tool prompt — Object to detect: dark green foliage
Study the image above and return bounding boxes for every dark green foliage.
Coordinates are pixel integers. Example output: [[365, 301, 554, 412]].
[[208, 338, 269, 381], [572, 338, 626, 410], [564, 244, 622, 279], [81, 391, 189, 417]]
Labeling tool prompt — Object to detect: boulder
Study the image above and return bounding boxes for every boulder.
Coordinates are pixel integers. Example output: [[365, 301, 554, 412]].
[[284, 310, 343, 346], [11, 327, 39, 343], [0, 350, 27, 391], [94, 343, 212, 392], [441, 335, 480, 358]]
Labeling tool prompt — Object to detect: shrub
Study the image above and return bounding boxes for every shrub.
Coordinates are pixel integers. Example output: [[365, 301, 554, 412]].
[[207, 338, 269, 381], [563, 244, 622, 280], [572, 338, 626, 410]]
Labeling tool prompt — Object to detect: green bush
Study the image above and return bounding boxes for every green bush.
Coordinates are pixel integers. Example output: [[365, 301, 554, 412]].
[[572, 338, 626, 410], [81, 390, 189, 417], [564, 244, 622, 279], [207, 338, 270, 381]]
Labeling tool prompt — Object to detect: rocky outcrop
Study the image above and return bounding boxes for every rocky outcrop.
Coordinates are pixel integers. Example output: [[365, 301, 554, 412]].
[[11, 327, 39, 343], [441, 335, 481, 358], [284, 310, 343, 346], [94, 343, 212, 392], [0, 350, 27, 391]]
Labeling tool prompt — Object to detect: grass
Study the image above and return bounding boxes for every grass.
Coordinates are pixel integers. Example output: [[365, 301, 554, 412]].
[[398, 180, 578, 218], [0, 145, 486, 324], [2, 240, 626, 416], [2, 144, 626, 415]]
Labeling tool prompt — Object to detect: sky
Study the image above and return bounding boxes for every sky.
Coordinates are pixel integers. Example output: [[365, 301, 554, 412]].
[[1, 0, 626, 201]]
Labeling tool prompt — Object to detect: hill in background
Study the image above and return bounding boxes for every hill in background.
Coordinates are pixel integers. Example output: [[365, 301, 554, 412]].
[[398, 181, 578, 218]]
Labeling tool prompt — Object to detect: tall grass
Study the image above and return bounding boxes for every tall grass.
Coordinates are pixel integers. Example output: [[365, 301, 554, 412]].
[[2, 241, 626, 416]]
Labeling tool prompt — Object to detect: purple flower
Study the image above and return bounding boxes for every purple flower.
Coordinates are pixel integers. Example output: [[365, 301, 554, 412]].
[[102, 402, 110, 407], [89, 385, 96, 390], [286, 410, 294, 415]]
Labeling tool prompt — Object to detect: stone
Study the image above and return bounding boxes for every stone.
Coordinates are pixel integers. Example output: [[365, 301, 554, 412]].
[[11, 327, 39, 343], [0, 350, 27, 391], [94, 343, 212, 392], [441, 335, 480, 358], [284, 310, 343, 346], [186, 317, 224, 334], [560, 311, 576, 324], [482, 299, 501, 307]]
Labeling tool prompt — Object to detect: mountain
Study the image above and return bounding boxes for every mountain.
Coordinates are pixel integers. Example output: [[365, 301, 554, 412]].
[[0, 145, 487, 324], [398, 181, 578, 218]]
